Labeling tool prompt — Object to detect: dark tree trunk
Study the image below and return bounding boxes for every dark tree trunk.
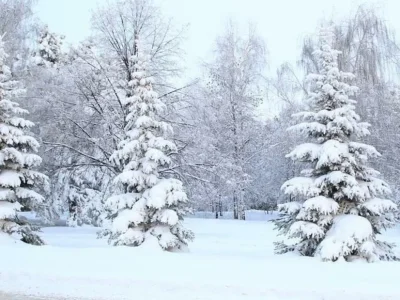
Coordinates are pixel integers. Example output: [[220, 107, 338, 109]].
[[233, 190, 238, 219]]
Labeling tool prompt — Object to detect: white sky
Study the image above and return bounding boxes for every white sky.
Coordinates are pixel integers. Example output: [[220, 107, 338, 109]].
[[35, 0, 400, 78]]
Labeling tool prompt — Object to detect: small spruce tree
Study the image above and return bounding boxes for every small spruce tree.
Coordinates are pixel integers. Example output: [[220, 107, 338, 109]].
[[32, 24, 65, 68], [102, 39, 194, 250], [274, 28, 398, 262], [66, 167, 106, 227], [0, 37, 48, 245]]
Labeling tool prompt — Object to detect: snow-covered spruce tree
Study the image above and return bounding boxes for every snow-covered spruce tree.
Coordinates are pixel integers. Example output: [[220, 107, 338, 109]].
[[274, 29, 398, 262], [102, 40, 194, 251], [66, 167, 107, 227], [0, 37, 47, 245], [32, 24, 65, 68], [66, 175, 87, 227]]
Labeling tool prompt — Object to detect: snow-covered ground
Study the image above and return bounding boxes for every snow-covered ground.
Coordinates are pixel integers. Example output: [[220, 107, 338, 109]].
[[1, 216, 400, 300]]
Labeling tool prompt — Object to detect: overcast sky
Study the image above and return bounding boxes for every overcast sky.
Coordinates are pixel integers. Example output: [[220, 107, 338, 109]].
[[35, 0, 399, 78]]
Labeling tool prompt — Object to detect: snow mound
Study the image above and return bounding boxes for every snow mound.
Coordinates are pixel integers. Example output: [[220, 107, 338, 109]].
[[316, 214, 374, 262], [0, 231, 26, 246]]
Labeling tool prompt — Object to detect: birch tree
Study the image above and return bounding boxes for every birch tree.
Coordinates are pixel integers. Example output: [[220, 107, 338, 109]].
[[203, 22, 267, 219]]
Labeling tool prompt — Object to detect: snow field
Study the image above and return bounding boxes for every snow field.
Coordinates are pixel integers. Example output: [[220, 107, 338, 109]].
[[1, 218, 400, 299]]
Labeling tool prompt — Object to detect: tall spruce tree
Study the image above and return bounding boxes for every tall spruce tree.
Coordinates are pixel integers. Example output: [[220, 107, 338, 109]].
[[102, 39, 193, 250], [0, 37, 48, 245], [274, 28, 398, 262]]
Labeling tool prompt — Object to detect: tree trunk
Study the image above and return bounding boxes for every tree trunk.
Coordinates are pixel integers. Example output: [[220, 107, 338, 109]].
[[240, 209, 246, 220], [233, 190, 238, 219], [239, 188, 246, 220]]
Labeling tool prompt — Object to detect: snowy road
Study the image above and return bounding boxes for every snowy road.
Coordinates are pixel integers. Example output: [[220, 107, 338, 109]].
[[1, 217, 400, 300]]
